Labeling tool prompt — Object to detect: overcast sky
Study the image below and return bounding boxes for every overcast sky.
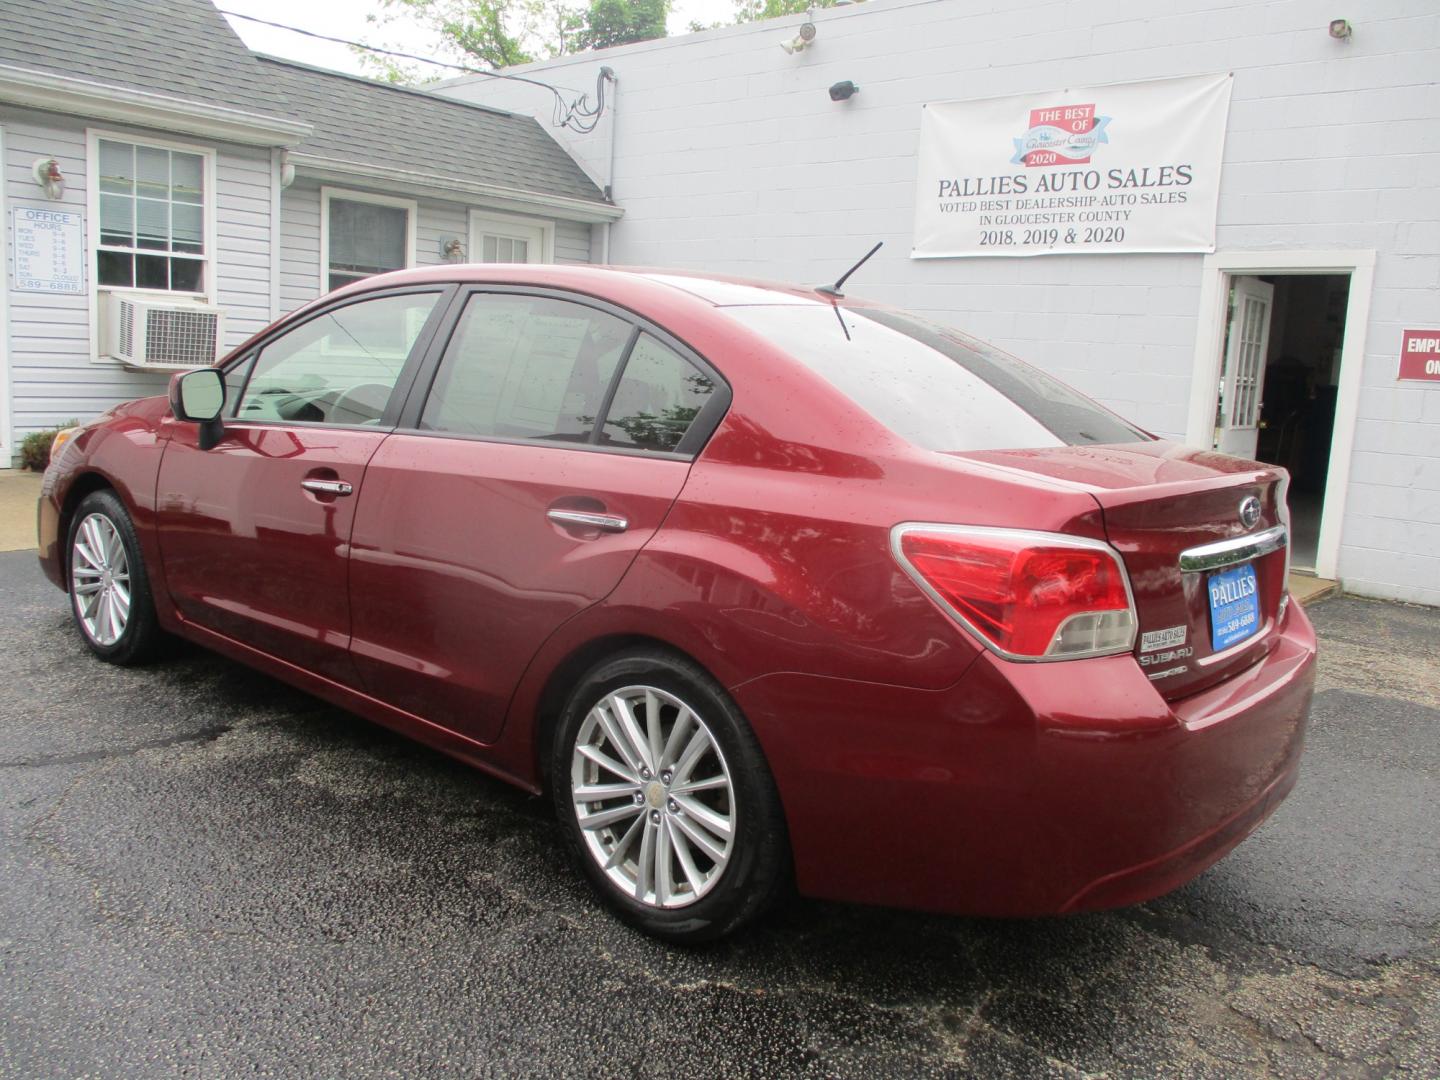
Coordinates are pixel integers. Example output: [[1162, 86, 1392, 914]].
[[221, 0, 743, 78]]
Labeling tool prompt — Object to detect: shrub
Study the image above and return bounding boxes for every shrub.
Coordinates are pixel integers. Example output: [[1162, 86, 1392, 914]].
[[19, 420, 79, 472]]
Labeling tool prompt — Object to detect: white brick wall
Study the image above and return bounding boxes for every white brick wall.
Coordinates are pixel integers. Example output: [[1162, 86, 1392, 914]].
[[438, 0, 1440, 604]]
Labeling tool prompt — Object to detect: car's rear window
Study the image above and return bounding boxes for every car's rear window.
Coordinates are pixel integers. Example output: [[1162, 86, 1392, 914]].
[[722, 304, 1149, 451]]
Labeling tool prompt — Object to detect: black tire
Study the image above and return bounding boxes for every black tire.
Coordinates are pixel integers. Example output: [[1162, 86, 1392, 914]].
[[551, 648, 790, 943], [65, 489, 162, 665]]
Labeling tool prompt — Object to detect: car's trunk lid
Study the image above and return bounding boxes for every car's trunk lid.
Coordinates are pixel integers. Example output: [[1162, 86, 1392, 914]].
[[951, 441, 1289, 700]]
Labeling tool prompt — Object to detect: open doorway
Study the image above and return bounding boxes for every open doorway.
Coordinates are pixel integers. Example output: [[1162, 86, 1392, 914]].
[[1214, 273, 1350, 571], [1187, 251, 1374, 582]]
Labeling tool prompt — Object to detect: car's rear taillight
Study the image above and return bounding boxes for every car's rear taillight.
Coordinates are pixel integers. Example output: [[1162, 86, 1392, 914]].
[[891, 524, 1136, 661]]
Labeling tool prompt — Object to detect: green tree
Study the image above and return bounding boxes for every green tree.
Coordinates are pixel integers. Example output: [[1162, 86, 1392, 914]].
[[359, 0, 667, 81], [733, 0, 827, 21], [579, 0, 668, 49], [689, 1, 853, 34]]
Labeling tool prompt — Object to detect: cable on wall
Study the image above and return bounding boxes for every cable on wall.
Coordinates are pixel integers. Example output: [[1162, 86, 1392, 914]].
[[218, 10, 611, 133]]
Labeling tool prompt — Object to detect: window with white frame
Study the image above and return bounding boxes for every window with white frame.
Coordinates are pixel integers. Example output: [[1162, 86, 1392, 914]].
[[470, 212, 549, 265], [96, 137, 208, 293], [324, 190, 415, 291]]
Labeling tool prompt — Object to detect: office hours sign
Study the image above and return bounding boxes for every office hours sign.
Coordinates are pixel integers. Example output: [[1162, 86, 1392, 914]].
[[912, 73, 1233, 258], [12, 206, 85, 292]]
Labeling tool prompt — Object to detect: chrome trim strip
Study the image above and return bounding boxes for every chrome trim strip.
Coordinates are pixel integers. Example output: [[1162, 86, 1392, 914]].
[[547, 509, 629, 533], [1178, 526, 1287, 573], [300, 479, 353, 496], [889, 523, 1137, 664]]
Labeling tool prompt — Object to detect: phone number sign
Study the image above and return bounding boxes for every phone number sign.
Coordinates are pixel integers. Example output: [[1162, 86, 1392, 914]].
[[12, 206, 85, 293], [913, 73, 1233, 258], [1400, 330, 1440, 382]]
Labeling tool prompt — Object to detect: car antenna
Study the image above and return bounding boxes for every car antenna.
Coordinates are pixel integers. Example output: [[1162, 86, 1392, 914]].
[[816, 241, 882, 300]]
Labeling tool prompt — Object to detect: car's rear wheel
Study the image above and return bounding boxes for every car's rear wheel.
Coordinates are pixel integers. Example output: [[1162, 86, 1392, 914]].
[[66, 490, 161, 665], [552, 649, 788, 942]]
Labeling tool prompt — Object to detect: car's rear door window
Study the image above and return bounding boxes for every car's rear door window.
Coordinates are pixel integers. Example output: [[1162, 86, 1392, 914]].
[[419, 294, 726, 454], [420, 294, 633, 443], [600, 333, 717, 452], [722, 304, 1148, 451]]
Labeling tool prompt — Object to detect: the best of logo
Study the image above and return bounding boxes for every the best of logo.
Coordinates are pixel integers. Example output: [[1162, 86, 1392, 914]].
[[1012, 103, 1112, 167]]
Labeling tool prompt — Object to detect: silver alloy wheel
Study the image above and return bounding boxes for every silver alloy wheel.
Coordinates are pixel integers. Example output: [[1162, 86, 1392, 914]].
[[70, 512, 131, 647], [570, 684, 736, 909]]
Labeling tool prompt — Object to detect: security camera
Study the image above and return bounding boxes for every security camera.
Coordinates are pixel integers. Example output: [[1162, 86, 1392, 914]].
[[780, 20, 817, 54], [828, 80, 859, 102]]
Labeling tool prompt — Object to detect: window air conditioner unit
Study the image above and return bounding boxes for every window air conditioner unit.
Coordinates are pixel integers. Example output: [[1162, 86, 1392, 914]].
[[100, 292, 225, 370]]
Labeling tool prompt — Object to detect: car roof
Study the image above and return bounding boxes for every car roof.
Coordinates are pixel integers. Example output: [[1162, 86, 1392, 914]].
[[321, 263, 835, 310]]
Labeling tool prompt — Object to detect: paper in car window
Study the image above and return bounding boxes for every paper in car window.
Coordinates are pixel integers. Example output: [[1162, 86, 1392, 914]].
[[501, 314, 591, 427]]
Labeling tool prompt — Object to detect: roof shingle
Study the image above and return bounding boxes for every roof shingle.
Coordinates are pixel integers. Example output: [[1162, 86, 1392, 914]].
[[0, 0, 608, 207], [259, 57, 608, 206], [0, 0, 292, 119]]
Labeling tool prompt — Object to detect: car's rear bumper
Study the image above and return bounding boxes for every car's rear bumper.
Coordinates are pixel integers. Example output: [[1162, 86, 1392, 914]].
[[732, 599, 1315, 917]]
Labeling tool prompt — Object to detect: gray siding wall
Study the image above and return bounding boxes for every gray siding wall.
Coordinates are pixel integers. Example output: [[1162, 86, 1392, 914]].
[[278, 180, 321, 313], [1, 106, 276, 451], [278, 176, 594, 316], [2, 114, 596, 464]]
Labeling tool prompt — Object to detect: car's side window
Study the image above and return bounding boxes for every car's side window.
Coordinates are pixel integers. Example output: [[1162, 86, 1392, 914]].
[[601, 333, 716, 453], [420, 294, 633, 443], [235, 291, 441, 426]]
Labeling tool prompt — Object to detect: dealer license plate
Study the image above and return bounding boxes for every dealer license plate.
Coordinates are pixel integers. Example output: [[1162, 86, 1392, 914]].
[[1208, 562, 1260, 651]]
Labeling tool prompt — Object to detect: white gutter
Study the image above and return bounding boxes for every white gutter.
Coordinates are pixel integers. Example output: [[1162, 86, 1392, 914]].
[[600, 68, 618, 264], [0, 64, 311, 147], [269, 149, 284, 320], [287, 152, 623, 224]]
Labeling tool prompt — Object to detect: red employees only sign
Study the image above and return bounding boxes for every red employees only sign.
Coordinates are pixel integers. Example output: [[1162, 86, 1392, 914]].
[[1400, 329, 1440, 382]]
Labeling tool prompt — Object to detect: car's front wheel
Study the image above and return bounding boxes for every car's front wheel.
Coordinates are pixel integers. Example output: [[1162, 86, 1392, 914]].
[[66, 489, 161, 665], [552, 649, 788, 942]]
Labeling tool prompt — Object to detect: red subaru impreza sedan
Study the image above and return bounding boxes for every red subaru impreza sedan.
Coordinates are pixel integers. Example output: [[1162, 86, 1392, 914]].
[[38, 265, 1314, 941]]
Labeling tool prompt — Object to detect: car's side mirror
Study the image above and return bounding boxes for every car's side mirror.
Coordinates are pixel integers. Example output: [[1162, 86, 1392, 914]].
[[169, 369, 226, 450]]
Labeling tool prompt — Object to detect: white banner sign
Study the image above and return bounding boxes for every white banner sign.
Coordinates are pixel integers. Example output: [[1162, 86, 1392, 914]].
[[912, 74, 1233, 258]]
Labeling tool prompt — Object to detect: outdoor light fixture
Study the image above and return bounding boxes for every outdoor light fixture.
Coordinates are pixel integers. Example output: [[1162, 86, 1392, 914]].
[[442, 237, 465, 262], [781, 12, 817, 54], [1328, 18, 1353, 39], [829, 80, 859, 102], [31, 157, 64, 200]]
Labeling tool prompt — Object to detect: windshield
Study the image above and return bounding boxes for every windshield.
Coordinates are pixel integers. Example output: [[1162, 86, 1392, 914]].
[[722, 304, 1149, 452]]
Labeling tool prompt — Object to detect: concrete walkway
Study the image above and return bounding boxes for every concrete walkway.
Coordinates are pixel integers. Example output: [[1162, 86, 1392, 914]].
[[1290, 572, 1339, 604], [0, 469, 41, 553]]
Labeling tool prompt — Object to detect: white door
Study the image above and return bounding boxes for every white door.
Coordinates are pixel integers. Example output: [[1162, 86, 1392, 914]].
[[1216, 276, 1274, 459], [469, 211, 549, 265]]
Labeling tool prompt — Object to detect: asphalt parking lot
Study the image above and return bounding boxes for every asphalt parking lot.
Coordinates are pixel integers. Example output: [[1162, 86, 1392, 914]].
[[2, 547, 1437, 1079]]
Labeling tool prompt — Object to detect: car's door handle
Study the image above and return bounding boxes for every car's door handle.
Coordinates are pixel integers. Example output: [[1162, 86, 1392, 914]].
[[300, 478, 353, 497], [547, 509, 628, 533]]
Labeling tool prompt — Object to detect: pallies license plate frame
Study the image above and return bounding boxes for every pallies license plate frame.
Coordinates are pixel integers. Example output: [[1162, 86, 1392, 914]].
[[1208, 561, 1261, 652]]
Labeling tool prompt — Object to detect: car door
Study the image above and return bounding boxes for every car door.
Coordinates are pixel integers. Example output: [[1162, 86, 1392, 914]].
[[346, 288, 730, 744], [155, 286, 452, 682]]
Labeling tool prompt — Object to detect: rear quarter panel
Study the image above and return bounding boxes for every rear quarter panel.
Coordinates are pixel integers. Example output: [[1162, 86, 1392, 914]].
[[494, 408, 1117, 785]]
